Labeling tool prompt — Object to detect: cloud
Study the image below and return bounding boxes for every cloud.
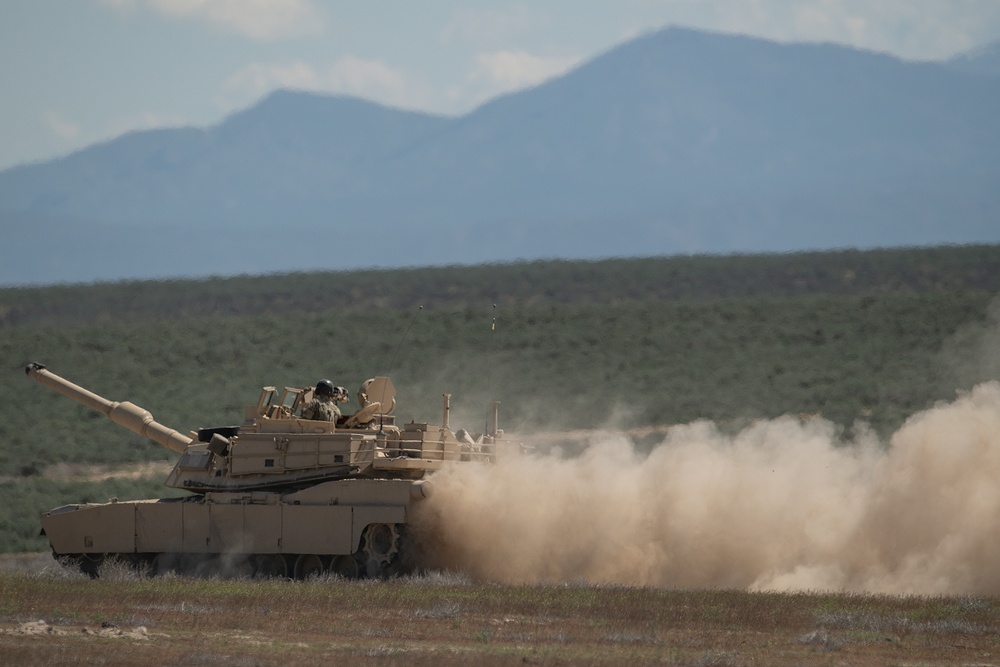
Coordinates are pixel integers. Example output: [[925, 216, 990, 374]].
[[35, 109, 187, 165], [44, 109, 181, 147], [439, 5, 550, 47], [103, 110, 190, 137], [217, 58, 434, 114], [215, 50, 582, 118], [653, 0, 1000, 60], [100, 0, 325, 40], [471, 50, 580, 91], [42, 112, 82, 141]]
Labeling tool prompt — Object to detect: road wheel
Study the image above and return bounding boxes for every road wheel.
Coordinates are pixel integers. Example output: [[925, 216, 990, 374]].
[[254, 554, 290, 579], [151, 553, 181, 576], [187, 555, 222, 579], [330, 554, 360, 579], [293, 554, 327, 580], [79, 553, 104, 578]]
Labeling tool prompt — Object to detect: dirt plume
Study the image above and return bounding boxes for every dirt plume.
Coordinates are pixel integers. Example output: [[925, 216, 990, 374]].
[[415, 381, 1000, 595]]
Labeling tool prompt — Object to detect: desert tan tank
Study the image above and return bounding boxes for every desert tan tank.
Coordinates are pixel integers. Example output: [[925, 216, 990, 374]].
[[24, 362, 515, 579]]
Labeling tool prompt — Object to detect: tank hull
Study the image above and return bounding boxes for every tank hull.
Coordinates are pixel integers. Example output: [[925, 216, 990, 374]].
[[42, 478, 423, 579]]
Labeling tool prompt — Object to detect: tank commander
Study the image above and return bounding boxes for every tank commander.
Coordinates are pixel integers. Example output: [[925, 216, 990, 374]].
[[301, 379, 348, 421]]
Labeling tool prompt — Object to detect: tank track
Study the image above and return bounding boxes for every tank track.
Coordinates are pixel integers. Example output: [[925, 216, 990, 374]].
[[57, 522, 409, 580]]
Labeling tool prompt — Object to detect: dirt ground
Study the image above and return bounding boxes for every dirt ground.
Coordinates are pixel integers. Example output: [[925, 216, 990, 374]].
[[2, 567, 999, 667]]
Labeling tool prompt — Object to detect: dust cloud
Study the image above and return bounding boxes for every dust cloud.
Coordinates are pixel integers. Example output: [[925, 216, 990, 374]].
[[414, 381, 1000, 595]]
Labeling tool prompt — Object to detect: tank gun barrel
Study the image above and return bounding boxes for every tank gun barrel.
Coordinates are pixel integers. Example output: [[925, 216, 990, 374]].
[[24, 363, 192, 453]]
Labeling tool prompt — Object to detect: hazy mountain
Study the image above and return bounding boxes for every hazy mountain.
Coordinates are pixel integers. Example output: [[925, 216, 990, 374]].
[[946, 39, 1000, 76], [2, 27, 999, 286]]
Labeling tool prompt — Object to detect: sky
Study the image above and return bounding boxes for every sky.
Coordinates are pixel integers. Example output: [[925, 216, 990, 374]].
[[2, 0, 999, 172]]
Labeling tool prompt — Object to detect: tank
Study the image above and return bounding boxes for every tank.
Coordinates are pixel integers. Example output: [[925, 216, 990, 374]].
[[24, 362, 514, 579]]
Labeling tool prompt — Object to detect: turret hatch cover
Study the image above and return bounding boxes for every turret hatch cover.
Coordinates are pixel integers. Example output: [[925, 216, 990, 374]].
[[359, 377, 396, 415]]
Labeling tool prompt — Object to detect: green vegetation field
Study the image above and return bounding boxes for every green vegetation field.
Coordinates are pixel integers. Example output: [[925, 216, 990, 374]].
[[1, 245, 999, 553]]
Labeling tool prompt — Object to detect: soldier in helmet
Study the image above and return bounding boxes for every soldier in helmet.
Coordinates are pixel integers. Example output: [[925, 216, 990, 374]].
[[300, 379, 348, 422]]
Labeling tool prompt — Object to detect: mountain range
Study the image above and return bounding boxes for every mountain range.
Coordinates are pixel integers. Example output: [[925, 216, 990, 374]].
[[2, 27, 999, 286]]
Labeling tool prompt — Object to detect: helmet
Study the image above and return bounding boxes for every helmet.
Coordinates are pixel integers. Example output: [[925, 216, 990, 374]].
[[333, 386, 348, 401], [315, 379, 335, 397]]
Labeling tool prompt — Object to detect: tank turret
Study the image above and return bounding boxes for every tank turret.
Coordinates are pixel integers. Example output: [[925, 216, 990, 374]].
[[24, 363, 515, 579]]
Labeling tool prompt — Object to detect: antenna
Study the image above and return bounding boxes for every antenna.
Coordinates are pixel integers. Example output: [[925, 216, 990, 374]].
[[383, 305, 423, 377], [376, 305, 422, 434], [485, 303, 497, 435]]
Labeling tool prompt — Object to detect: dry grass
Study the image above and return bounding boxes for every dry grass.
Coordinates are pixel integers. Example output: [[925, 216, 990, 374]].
[[2, 564, 1000, 666]]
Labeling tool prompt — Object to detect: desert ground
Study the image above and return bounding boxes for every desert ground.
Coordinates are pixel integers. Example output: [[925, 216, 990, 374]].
[[2, 555, 999, 667]]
